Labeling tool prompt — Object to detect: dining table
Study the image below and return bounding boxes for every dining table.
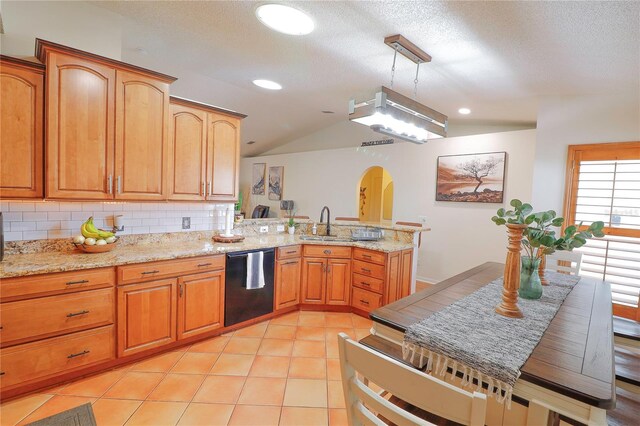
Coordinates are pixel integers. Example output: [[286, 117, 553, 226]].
[[364, 262, 615, 426]]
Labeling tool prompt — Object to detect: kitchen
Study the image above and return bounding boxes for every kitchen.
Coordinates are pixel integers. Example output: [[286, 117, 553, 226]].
[[1, 1, 639, 426]]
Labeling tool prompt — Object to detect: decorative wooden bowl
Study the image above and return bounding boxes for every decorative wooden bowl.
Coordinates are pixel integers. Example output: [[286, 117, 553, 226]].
[[74, 238, 118, 253], [213, 235, 245, 243]]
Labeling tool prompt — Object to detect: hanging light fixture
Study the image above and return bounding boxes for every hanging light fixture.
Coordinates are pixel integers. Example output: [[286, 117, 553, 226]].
[[349, 35, 447, 144]]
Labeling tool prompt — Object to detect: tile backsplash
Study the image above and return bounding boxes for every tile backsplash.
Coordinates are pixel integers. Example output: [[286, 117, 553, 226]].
[[1, 201, 233, 242]]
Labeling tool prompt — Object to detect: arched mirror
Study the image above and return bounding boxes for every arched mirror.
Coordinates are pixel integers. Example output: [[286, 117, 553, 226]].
[[358, 166, 393, 223]]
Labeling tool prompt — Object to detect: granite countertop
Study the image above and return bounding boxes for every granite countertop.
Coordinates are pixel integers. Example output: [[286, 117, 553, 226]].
[[0, 235, 415, 279]]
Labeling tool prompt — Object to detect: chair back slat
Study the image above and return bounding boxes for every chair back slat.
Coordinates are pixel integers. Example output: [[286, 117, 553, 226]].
[[338, 333, 487, 426], [546, 251, 583, 275]]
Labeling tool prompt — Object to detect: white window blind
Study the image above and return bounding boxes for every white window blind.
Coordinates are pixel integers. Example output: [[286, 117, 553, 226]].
[[573, 159, 640, 309]]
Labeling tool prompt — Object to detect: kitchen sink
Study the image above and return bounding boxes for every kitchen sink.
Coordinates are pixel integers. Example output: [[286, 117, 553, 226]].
[[299, 235, 353, 242]]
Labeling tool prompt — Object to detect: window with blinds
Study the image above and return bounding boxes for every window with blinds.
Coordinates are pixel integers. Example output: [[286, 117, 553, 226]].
[[565, 142, 640, 321]]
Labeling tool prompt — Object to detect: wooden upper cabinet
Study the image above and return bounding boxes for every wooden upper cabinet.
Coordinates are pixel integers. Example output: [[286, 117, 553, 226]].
[[115, 70, 169, 200], [168, 102, 207, 201], [44, 51, 115, 200], [207, 113, 240, 200], [0, 57, 44, 199]]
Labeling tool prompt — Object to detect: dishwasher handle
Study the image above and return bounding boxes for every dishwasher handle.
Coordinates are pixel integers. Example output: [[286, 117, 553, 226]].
[[227, 248, 275, 259]]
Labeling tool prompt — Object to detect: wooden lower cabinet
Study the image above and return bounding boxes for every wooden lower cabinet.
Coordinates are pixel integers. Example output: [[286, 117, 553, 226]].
[[117, 278, 177, 357], [0, 325, 115, 389], [275, 258, 301, 310], [177, 271, 224, 339], [326, 259, 351, 305]]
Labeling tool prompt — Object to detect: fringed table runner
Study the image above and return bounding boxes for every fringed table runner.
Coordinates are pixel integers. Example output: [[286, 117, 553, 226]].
[[402, 271, 580, 407]]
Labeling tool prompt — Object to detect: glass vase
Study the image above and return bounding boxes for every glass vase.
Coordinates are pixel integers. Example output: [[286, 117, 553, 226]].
[[519, 256, 543, 300]]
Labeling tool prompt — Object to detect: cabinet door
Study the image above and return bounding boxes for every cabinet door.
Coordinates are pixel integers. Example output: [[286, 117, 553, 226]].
[[384, 251, 401, 304], [45, 52, 115, 199], [117, 279, 177, 357], [0, 61, 44, 199], [326, 259, 351, 305], [301, 258, 325, 304], [206, 113, 239, 200], [115, 70, 169, 200], [399, 249, 413, 298], [177, 271, 224, 340], [275, 258, 301, 310], [168, 103, 207, 201]]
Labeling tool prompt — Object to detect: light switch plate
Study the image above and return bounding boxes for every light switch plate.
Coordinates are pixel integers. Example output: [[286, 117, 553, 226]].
[[259, 225, 269, 233], [182, 217, 191, 229], [276, 225, 285, 232]]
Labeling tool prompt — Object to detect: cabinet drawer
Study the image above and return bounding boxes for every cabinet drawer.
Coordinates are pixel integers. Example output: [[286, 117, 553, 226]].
[[303, 245, 351, 259], [0, 268, 115, 302], [1, 288, 114, 347], [278, 245, 301, 260], [352, 260, 386, 280], [352, 287, 382, 313], [118, 255, 224, 284], [352, 248, 387, 265], [352, 272, 384, 295], [0, 325, 115, 389]]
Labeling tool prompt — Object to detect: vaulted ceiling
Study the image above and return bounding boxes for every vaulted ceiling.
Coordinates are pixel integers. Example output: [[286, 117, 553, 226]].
[[94, 1, 640, 156]]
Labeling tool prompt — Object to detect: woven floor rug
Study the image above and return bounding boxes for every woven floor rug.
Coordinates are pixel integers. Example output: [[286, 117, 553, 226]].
[[26, 403, 96, 426], [402, 270, 580, 407]]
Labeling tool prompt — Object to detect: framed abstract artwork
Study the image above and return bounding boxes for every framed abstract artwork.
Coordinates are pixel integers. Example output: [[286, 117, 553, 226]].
[[268, 166, 284, 200], [436, 152, 506, 203], [252, 163, 266, 195]]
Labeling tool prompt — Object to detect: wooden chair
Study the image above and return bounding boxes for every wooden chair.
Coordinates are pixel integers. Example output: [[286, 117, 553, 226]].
[[337, 333, 487, 426], [545, 251, 583, 275], [336, 217, 360, 221]]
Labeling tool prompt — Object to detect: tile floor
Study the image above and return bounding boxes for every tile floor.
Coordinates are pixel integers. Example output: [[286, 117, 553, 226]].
[[0, 311, 373, 426]]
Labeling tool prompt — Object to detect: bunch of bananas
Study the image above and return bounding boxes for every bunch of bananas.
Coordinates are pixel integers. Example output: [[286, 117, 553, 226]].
[[80, 217, 114, 239]]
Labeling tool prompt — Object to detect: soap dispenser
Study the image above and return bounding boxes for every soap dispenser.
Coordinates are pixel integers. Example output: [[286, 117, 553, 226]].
[[311, 222, 317, 235]]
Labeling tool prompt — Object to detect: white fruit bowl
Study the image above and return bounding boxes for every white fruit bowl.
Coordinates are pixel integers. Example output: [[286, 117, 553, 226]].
[[74, 237, 119, 253]]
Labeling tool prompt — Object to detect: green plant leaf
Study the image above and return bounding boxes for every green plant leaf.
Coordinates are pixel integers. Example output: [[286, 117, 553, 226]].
[[551, 217, 564, 227], [510, 199, 522, 208], [497, 208, 505, 217], [564, 225, 577, 236]]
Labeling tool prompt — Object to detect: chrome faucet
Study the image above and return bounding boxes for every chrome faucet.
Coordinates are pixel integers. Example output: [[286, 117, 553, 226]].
[[320, 206, 331, 236]]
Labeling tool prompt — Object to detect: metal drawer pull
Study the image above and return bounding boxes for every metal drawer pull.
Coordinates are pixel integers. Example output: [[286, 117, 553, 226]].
[[141, 270, 160, 275], [362, 254, 372, 259], [360, 299, 370, 305], [66, 310, 90, 317], [283, 260, 298, 265], [67, 350, 90, 359], [0, 371, 5, 376], [197, 263, 212, 267], [286, 250, 297, 254], [361, 282, 370, 286], [323, 249, 332, 255], [66, 279, 89, 285], [361, 268, 371, 273]]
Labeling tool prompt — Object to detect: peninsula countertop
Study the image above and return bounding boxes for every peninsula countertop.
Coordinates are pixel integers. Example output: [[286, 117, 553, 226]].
[[0, 235, 416, 279]]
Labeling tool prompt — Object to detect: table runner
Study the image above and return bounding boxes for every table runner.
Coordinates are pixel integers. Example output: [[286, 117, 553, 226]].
[[402, 270, 580, 407]]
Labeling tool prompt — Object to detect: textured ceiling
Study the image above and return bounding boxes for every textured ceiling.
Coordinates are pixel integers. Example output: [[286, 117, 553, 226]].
[[94, 1, 640, 156]]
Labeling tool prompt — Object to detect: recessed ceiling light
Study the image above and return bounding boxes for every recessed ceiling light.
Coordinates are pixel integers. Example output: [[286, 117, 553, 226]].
[[458, 107, 471, 115], [253, 79, 282, 90], [256, 4, 314, 35]]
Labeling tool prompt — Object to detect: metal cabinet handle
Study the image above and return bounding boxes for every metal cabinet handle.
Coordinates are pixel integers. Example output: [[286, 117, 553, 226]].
[[360, 299, 370, 305], [0, 371, 5, 376], [286, 250, 297, 254], [116, 176, 121, 194], [66, 310, 90, 318], [201, 181, 206, 196], [283, 260, 298, 265], [197, 263, 212, 267], [66, 280, 89, 286], [207, 181, 212, 196], [107, 174, 113, 194], [362, 254, 372, 259], [67, 350, 90, 359], [179, 283, 184, 297], [323, 249, 331, 255], [361, 281, 370, 287], [141, 270, 160, 275], [361, 268, 371, 273]]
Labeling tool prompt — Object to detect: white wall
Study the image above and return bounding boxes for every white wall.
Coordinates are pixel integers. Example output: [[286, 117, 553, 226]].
[[532, 93, 640, 212], [0, 1, 123, 59], [240, 124, 537, 282]]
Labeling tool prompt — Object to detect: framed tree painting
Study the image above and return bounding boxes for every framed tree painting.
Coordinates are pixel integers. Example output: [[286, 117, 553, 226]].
[[268, 166, 284, 200], [252, 163, 266, 195], [436, 152, 506, 203]]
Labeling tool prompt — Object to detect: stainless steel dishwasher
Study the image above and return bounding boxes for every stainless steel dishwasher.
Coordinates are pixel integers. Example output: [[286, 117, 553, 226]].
[[224, 248, 275, 327]]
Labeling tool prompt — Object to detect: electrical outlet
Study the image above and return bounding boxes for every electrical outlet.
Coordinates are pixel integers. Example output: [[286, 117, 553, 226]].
[[259, 225, 269, 233], [276, 225, 285, 232], [182, 217, 191, 229], [418, 215, 428, 224]]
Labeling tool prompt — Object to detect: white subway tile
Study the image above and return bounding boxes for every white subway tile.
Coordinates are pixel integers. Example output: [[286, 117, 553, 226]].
[[58, 202, 80, 211], [35, 201, 60, 212], [4, 231, 23, 241], [9, 202, 35, 212], [47, 211, 71, 221], [103, 202, 124, 211], [142, 218, 160, 226], [48, 229, 72, 239], [3, 212, 23, 222], [37, 221, 61, 231], [148, 225, 168, 233], [61, 221, 83, 231], [22, 212, 48, 221], [129, 226, 150, 234], [72, 212, 89, 221], [122, 203, 141, 211], [0, 201, 9, 211], [82, 202, 103, 212], [124, 218, 142, 227], [11, 222, 36, 231], [22, 231, 48, 240]]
